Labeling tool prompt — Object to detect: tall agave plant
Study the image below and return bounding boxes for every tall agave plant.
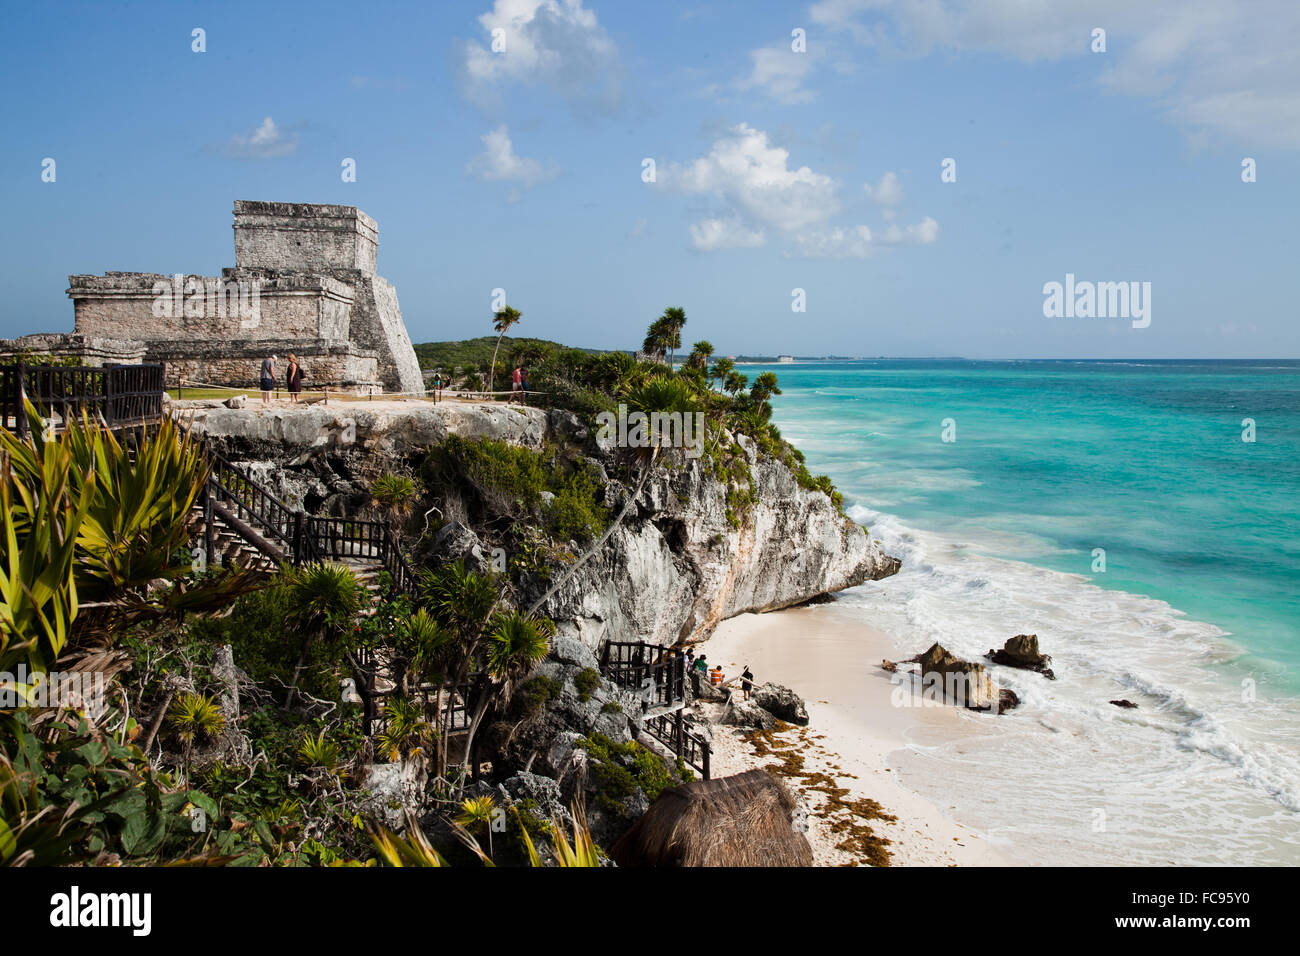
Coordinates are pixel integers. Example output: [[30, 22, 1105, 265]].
[[61, 411, 208, 600], [0, 403, 90, 685]]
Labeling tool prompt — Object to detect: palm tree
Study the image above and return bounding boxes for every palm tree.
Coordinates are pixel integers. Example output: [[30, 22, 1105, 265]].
[[708, 357, 734, 392], [724, 370, 749, 396], [659, 307, 687, 367], [459, 610, 552, 773], [418, 560, 501, 780], [750, 370, 782, 404], [393, 605, 448, 697], [489, 305, 522, 393], [686, 340, 714, 371], [641, 316, 672, 365], [281, 562, 366, 709]]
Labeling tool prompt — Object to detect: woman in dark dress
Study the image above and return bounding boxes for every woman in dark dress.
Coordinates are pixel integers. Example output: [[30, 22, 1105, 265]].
[[286, 353, 303, 402]]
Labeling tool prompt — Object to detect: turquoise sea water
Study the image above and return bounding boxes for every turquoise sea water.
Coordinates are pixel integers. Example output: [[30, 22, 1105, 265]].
[[758, 359, 1300, 687], [748, 358, 1300, 864]]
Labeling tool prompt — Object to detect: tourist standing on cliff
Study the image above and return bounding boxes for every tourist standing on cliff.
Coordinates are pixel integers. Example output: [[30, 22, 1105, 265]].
[[431, 371, 442, 403], [520, 367, 530, 404], [286, 354, 303, 402], [510, 365, 522, 402], [260, 354, 276, 404]]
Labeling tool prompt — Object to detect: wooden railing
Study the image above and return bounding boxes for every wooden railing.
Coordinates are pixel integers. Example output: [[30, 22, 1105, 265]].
[[600, 640, 687, 709], [354, 667, 487, 744], [200, 442, 416, 600], [643, 711, 711, 779], [206, 447, 301, 560], [1, 362, 166, 436], [599, 640, 711, 778]]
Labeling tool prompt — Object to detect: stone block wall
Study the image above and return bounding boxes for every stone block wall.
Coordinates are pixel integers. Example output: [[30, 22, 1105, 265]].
[[233, 200, 378, 274], [70, 271, 355, 344], [0, 333, 146, 366], [148, 340, 379, 389], [346, 274, 424, 394]]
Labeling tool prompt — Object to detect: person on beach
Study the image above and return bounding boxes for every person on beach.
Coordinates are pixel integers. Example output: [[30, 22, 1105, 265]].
[[694, 654, 708, 675], [709, 664, 724, 686], [685, 648, 695, 671], [741, 665, 754, 700], [286, 354, 303, 402], [260, 354, 276, 404]]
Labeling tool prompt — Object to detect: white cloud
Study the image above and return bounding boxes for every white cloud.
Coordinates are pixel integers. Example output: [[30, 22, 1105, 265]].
[[690, 217, 766, 251], [660, 123, 839, 236], [737, 45, 817, 104], [221, 117, 297, 159], [658, 123, 939, 257], [467, 125, 555, 197], [461, 0, 622, 113], [811, 0, 1300, 148], [863, 170, 903, 206], [791, 216, 939, 259]]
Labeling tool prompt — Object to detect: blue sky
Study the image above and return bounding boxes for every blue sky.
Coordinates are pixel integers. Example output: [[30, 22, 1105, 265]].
[[3, 0, 1298, 358]]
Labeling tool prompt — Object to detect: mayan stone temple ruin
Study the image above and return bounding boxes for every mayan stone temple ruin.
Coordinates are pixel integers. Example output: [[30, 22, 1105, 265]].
[[5, 201, 424, 394]]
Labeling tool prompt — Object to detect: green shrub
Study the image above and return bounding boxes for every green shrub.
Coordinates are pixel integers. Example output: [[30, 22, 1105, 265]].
[[577, 733, 685, 814], [189, 583, 343, 703], [574, 667, 600, 702], [429, 436, 608, 543], [546, 469, 608, 542], [518, 675, 563, 717], [371, 473, 417, 511]]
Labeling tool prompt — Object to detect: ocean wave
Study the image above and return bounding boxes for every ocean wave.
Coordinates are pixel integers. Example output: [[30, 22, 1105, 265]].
[[842, 504, 1300, 860]]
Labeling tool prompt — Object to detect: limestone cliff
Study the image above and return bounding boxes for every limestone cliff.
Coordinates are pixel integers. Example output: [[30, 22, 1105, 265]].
[[181, 399, 899, 647], [538, 427, 898, 647]]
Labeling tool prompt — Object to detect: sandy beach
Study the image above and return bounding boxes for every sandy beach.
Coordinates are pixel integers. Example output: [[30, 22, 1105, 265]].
[[701, 602, 1020, 867]]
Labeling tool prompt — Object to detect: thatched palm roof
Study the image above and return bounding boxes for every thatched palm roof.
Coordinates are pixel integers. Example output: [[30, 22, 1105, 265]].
[[610, 770, 812, 867]]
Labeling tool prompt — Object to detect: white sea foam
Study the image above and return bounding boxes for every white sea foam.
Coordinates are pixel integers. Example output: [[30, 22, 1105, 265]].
[[845, 504, 1300, 864]]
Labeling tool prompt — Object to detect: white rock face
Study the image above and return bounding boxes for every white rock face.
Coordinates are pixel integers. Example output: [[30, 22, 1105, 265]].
[[540, 444, 898, 648], [178, 400, 549, 456], [184, 401, 900, 648]]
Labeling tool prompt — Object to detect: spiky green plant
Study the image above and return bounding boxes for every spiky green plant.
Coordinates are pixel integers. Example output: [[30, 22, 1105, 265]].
[[455, 795, 498, 858], [281, 562, 366, 708], [516, 800, 601, 867], [484, 613, 552, 683], [369, 811, 448, 867], [169, 692, 225, 747], [393, 606, 449, 695], [376, 697, 436, 763], [61, 411, 207, 599], [0, 404, 90, 683], [297, 730, 343, 775], [370, 473, 416, 519]]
